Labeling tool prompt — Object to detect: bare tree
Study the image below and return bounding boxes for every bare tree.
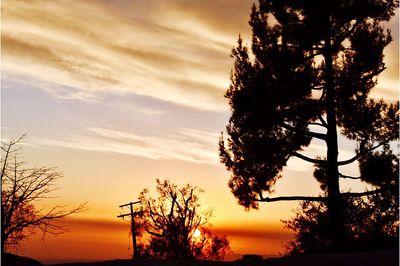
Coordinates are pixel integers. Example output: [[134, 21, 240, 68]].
[[135, 179, 230, 260], [1, 135, 86, 255]]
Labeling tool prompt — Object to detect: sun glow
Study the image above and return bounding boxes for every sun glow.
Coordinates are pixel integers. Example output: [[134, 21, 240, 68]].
[[193, 229, 201, 238]]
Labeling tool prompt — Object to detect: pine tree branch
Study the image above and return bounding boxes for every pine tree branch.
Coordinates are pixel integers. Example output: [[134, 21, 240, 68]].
[[335, 19, 362, 46], [342, 189, 384, 197], [281, 123, 327, 141], [293, 152, 325, 164], [308, 122, 327, 128], [338, 140, 390, 165], [306, 130, 327, 141], [305, 50, 324, 60], [257, 189, 385, 203], [318, 115, 328, 127], [339, 173, 360, 179], [257, 190, 393, 213], [258, 195, 325, 202], [360, 63, 386, 81], [311, 85, 325, 90]]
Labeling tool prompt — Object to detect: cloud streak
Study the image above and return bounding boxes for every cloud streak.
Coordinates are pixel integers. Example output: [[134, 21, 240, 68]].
[[2, 0, 246, 111], [30, 125, 358, 169], [2, 0, 397, 112], [32, 127, 220, 165]]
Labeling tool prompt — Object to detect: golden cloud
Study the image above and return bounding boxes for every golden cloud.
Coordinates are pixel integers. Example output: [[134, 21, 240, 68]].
[[2, 0, 397, 111], [31, 127, 221, 164], [2, 0, 238, 111]]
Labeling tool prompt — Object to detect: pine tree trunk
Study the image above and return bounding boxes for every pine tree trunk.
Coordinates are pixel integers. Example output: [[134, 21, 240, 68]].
[[324, 33, 345, 249]]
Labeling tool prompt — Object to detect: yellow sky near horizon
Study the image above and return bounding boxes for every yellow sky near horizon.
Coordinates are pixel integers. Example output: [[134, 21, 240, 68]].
[[1, 0, 399, 263], [17, 217, 293, 263]]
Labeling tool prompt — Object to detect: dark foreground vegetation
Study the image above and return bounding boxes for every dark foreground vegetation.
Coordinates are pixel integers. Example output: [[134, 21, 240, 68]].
[[220, 0, 399, 254], [2, 0, 399, 265], [129, 179, 230, 260], [4, 249, 399, 266], [3, 253, 42, 266], [1, 136, 86, 256]]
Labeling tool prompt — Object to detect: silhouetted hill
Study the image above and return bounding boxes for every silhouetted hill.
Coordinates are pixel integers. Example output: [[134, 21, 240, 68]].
[[49, 249, 398, 266], [3, 253, 42, 266]]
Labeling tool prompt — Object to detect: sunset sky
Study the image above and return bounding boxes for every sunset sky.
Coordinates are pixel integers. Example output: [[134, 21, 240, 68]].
[[1, 0, 398, 263]]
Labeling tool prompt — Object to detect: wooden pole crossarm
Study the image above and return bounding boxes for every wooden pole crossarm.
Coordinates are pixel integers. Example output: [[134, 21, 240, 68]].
[[119, 201, 141, 208], [117, 210, 144, 219]]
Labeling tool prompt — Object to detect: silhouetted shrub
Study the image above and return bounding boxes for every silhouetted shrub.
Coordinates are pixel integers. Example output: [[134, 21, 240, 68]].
[[135, 179, 230, 260]]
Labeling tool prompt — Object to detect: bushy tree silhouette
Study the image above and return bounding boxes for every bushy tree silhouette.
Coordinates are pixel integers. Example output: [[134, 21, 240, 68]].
[[219, 0, 399, 247], [1, 136, 86, 255], [135, 179, 230, 260], [284, 145, 398, 254]]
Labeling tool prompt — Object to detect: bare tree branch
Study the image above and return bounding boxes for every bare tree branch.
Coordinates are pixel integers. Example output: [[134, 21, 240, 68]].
[[136, 180, 228, 260], [1, 136, 86, 254]]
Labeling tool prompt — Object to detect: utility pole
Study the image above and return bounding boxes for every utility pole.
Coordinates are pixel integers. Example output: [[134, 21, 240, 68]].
[[117, 201, 143, 259]]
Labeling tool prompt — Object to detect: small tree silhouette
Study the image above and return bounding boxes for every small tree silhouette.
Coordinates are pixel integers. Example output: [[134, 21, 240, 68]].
[[1, 136, 86, 255], [135, 179, 230, 260]]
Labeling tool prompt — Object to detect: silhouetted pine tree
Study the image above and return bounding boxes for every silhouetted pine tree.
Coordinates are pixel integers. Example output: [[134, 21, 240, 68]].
[[284, 145, 399, 254], [219, 0, 399, 248]]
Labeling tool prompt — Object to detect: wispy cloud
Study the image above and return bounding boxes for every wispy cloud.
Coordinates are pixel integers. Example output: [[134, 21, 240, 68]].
[[31, 127, 220, 164], [2, 0, 245, 111], [373, 10, 399, 102], [2, 0, 397, 112]]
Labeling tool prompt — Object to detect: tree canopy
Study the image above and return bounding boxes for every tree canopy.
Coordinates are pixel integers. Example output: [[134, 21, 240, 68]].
[[219, 0, 399, 246], [133, 179, 230, 260]]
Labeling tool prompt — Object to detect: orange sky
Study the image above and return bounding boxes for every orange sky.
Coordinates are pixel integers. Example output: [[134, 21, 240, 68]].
[[18, 218, 293, 264], [1, 0, 398, 264]]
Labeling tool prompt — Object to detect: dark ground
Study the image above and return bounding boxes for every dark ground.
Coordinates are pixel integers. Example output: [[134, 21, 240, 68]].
[[3, 253, 42, 266], [4, 249, 399, 266]]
